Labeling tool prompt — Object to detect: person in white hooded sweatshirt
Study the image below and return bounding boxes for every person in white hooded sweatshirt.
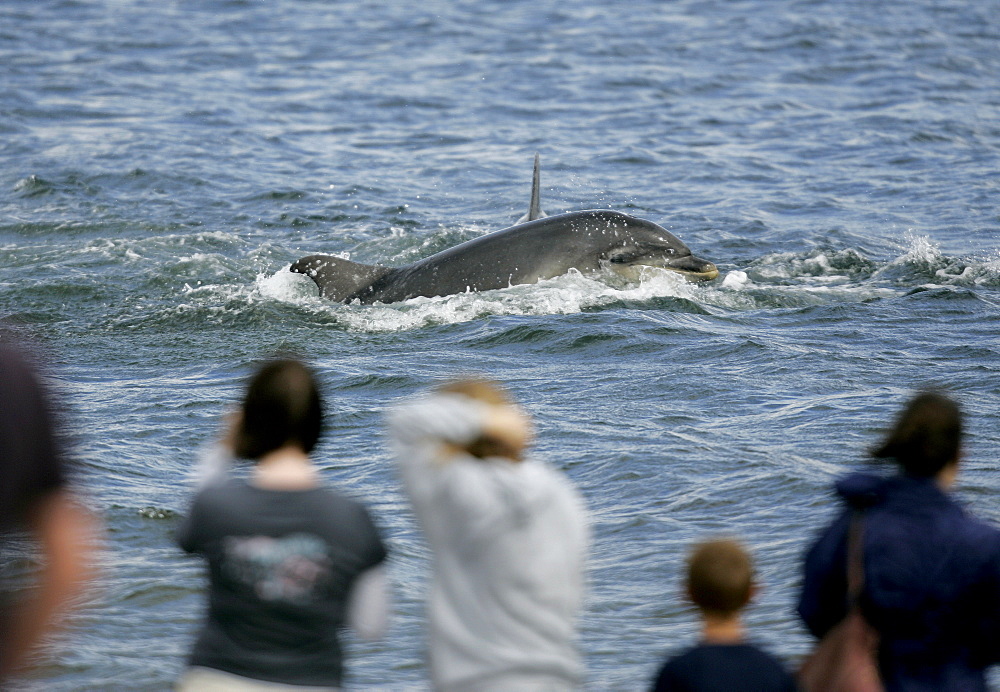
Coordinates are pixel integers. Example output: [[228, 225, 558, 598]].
[[388, 378, 589, 692]]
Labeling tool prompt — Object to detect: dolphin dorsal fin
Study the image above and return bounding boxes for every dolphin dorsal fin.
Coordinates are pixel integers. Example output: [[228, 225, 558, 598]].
[[289, 254, 392, 302], [516, 153, 548, 224]]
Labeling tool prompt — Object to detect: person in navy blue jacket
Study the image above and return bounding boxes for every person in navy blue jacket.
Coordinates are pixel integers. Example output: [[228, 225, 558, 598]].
[[798, 391, 1000, 692]]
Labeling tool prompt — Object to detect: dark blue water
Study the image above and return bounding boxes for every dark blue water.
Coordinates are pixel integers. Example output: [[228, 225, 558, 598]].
[[2, 0, 999, 689]]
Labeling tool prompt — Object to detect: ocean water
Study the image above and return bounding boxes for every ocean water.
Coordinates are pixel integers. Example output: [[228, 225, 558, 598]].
[[2, 0, 999, 689]]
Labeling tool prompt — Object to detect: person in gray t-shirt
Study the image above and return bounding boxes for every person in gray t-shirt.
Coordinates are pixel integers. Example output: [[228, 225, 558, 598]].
[[176, 359, 387, 690]]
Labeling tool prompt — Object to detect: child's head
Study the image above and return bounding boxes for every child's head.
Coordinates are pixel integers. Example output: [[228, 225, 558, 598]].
[[685, 538, 754, 617]]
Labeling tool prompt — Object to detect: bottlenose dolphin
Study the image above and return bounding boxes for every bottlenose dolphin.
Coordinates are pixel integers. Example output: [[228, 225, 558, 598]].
[[290, 159, 718, 304]]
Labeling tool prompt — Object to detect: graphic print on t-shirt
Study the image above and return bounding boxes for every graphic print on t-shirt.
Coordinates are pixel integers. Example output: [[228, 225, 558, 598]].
[[222, 533, 332, 604]]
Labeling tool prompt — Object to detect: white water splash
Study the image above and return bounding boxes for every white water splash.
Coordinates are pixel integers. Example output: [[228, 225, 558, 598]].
[[880, 232, 1000, 286], [256, 266, 702, 332], [256, 268, 317, 301], [721, 270, 750, 290], [890, 231, 942, 269]]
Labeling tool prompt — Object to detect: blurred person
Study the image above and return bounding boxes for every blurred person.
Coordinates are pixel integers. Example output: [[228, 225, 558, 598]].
[[648, 538, 797, 692], [176, 358, 388, 691], [0, 341, 98, 682], [798, 391, 1000, 691], [388, 378, 589, 691]]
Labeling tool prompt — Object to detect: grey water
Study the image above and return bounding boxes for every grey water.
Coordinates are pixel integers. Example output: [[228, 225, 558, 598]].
[[2, 0, 999, 689]]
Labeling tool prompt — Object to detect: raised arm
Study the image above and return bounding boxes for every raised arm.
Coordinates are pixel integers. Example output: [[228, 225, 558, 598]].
[[387, 391, 535, 544], [387, 393, 488, 453], [388, 392, 531, 463]]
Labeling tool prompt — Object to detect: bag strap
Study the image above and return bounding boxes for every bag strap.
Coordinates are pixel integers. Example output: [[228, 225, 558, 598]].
[[846, 510, 865, 604]]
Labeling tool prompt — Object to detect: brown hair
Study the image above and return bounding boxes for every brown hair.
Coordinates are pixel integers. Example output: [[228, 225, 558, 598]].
[[233, 359, 323, 460], [437, 378, 522, 461], [686, 538, 754, 616], [871, 391, 962, 478]]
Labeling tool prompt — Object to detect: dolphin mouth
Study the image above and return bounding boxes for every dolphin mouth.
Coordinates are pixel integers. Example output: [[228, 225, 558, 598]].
[[610, 260, 719, 282], [663, 264, 720, 281], [662, 256, 719, 281]]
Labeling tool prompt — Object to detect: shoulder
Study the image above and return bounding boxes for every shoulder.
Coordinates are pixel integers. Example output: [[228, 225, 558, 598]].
[[658, 643, 794, 687], [834, 472, 889, 508], [329, 489, 381, 528], [309, 487, 387, 556], [891, 483, 1000, 563], [651, 644, 721, 691], [181, 479, 255, 533], [523, 458, 581, 493], [190, 477, 252, 506], [297, 485, 378, 525], [651, 645, 698, 691], [951, 497, 1000, 537], [178, 479, 251, 552], [735, 644, 797, 689], [951, 507, 1000, 566], [523, 459, 588, 514], [735, 642, 793, 668]]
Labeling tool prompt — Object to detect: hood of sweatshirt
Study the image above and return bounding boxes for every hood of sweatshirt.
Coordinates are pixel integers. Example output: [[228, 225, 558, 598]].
[[834, 471, 954, 514]]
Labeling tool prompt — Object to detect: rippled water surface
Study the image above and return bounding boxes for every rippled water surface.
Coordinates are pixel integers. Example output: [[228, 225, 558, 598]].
[[2, 0, 999, 689]]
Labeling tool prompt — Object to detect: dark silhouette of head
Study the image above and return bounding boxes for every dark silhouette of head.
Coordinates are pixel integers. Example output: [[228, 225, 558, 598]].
[[872, 391, 962, 478], [234, 359, 323, 461]]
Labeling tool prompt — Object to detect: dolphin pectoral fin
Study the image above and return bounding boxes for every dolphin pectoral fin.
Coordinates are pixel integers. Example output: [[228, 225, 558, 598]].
[[516, 153, 548, 224], [289, 254, 393, 302]]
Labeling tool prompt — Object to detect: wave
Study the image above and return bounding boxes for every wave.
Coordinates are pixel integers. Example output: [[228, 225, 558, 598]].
[[4, 224, 995, 335]]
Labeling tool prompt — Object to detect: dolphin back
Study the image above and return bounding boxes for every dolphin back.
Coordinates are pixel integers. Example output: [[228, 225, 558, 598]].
[[289, 254, 392, 302]]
